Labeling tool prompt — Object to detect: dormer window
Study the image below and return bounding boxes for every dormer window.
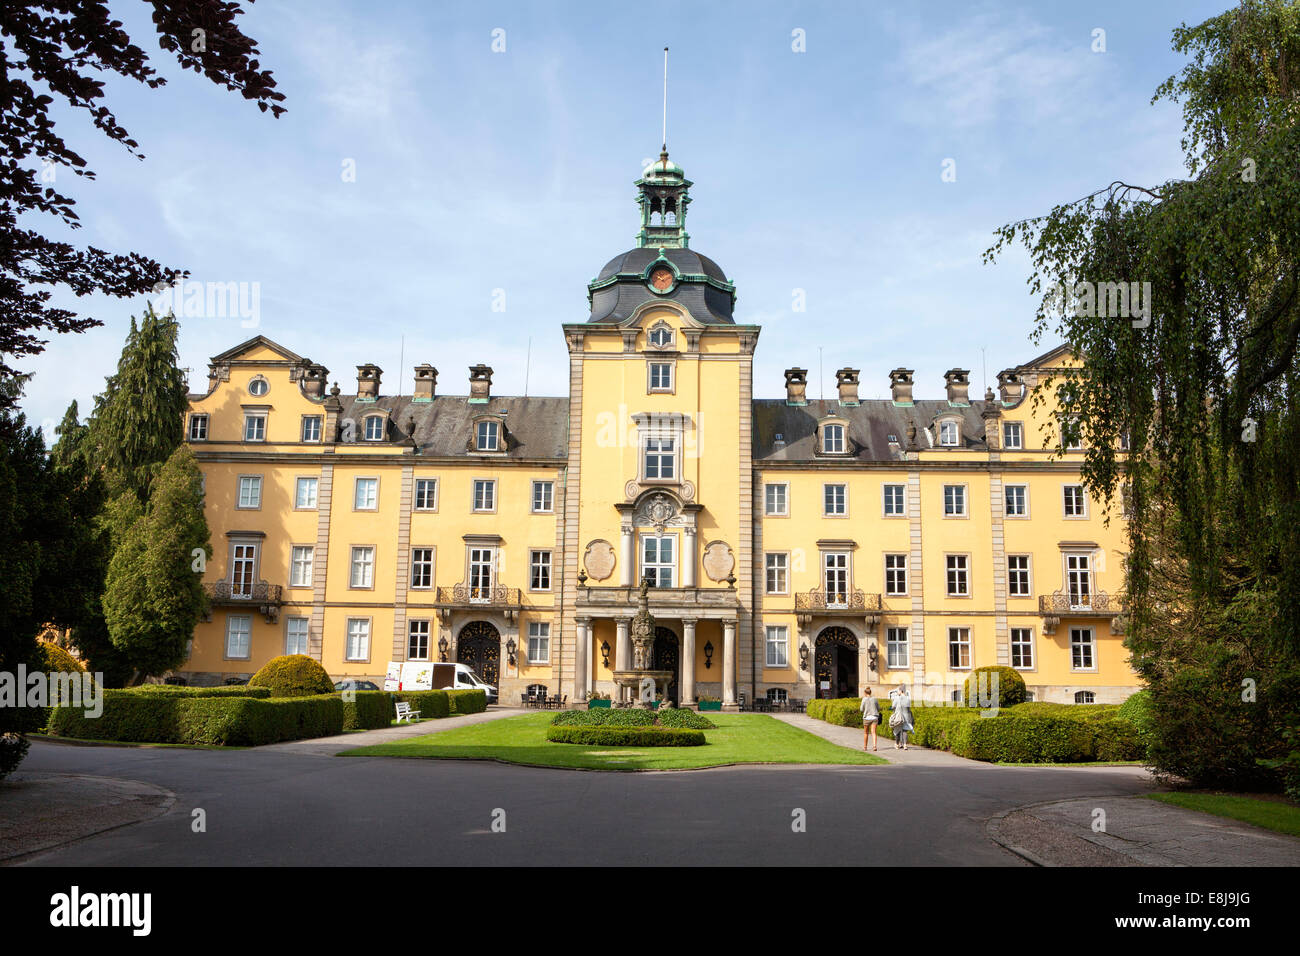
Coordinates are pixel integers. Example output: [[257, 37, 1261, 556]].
[[364, 415, 386, 442], [823, 423, 845, 454], [938, 420, 960, 447], [815, 415, 851, 456], [476, 420, 500, 451]]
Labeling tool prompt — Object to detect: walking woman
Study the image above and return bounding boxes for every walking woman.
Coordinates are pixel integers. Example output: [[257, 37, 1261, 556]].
[[860, 687, 880, 751], [889, 682, 914, 750]]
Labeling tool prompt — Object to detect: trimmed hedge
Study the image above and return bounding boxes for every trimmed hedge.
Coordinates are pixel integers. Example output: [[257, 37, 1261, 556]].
[[552, 708, 656, 727], [46, 691, 345, 746], [447, 688, 488, 715], [248, 654, 334, 698], [1117, 689, 1153, 744], [806, 696, 1144, 763], [963, 666, 1027, 708], [545, 725, 705, 747], [343, 691, 393, 730], [656, 708, 717, 729], [393, 690, 451, 719], [124, 684, 271, 698]]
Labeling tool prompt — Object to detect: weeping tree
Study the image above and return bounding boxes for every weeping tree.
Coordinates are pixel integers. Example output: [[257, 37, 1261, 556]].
[[985, 0, 1300, 791]]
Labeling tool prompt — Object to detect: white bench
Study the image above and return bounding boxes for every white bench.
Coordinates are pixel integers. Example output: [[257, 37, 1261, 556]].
[[395, 701, 421, 723]]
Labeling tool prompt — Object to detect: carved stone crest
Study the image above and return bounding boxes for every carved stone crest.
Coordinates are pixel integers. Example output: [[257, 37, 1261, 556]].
[[583, 539, 616, 581], [702, 540, 735, 582], [635, 492, 677, 531]]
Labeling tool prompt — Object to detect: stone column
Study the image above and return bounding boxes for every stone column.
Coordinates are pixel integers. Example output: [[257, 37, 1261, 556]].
[[722, 619, 738, 708], [574, 617, 590, 700], [682, 527, 697, 588], [615, 617, 631, 703], [681, 618, 697, 706], [619, 522, 635, 587]]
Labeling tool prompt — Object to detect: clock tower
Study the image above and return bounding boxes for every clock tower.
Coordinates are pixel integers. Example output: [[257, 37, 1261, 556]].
[[635, 148, 692, 249]]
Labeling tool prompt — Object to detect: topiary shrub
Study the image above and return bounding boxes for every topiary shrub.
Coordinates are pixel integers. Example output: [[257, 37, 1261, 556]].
[[552, 708, 656, 727], [545, 725, 705, 747], [656, 708, 716, 729], [248, 655, 334, 698], [963, 666, 1027, 709], [1117, 689, 1153, 742]]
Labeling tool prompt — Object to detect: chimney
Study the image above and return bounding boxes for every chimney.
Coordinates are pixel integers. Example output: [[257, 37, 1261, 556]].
[[300, 362, 328, 398], [889, 368, 914, 405], [784, 368, 807, 405], [413, 364, 438, 401], [835, 368, 860, 406], [997, 370, 1023, 405], [944, 368, 970, 406], [356, 364, 382, 400], [468, 364, 493, 403]]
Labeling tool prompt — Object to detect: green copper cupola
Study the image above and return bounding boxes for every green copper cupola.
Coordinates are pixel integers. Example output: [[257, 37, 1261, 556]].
[[635, 149, 692, 249]]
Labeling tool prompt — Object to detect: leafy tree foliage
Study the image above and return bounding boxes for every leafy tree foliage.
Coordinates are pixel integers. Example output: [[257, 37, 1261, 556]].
[[985, 0, 1300, 788], [0, 0, 284, 405]]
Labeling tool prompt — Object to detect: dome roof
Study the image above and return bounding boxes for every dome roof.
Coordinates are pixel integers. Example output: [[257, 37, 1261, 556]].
[[588, 247, 735, 325], [595, 247, 727, 283]]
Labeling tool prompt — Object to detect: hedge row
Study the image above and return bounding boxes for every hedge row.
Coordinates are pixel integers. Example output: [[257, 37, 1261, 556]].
[[393, 690, 451, 719], [47, 692, 345, 746], [343, 691, 393, 730], [553, 708, 657, 727], [545, 725, 705, 747], [447, 689, 488, 715], [126, 685, 272, 698], [807, 696, 1145, 763]]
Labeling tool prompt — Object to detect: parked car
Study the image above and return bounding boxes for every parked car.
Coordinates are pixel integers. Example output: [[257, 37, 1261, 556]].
[[334, 679, 380, 692], [382, 661, 497, 704]]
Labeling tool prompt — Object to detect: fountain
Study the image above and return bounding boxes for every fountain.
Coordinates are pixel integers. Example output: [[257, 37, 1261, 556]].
[[611, 578, 674, 708]]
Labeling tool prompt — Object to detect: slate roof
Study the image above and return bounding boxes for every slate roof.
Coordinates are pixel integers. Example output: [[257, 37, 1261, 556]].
[[335, 395, 569, 460], [752, 399, 993, 462], [588, 247, 735, 324]]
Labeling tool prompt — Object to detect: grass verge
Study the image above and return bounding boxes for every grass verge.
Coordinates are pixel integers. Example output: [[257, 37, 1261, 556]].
[[1145, 792, 1300, 838]]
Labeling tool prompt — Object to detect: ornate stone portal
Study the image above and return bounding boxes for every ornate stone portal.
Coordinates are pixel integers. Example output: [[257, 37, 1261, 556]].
[[611, 578, 675, 708]]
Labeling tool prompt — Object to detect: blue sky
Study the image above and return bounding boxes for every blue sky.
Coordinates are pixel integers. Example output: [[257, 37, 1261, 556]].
[[18, 0, 1230, 438]]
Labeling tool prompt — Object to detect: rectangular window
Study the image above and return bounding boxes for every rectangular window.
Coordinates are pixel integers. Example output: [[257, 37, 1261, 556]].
[[823, 552, 849, 606], [765, 625, 789, 668], [410, 548, 434, 589], [764, 483, 788, 516], [530, 550, 552, 591], [1066, 553, 1092, 608], [882, 483, 906, 516], [886, 627, 908, 669], [823, 483, 847, 516], [476, 420, 499, 451], [354, 477, 378, 510], [648, 362, 673, 391], [946, 554, 969, 596], [1003, 422, 1023, 450], [1007, 555, 1031, 597], [230, 543, 257, 597], [1062, 418, 1083, 451], [948, 627, 971, 669], [1004, 484, 1027, 517], [1070, 627, 1096, 670], [532, 481, 554, 513], [1063, 484, 1087, 517], [290, 545, 314, 588], [644, 438, 675, 479], [939, 420, 959, 446], [225, 615, 252, 659], [237, 475, 262, 509], [1010, 627, 1034, 669], [884, 554, 908, 596], [765, 552, 788, 594], [943, 484, 967, 516], [188, 414, 208, 441], [301, 415, 322, 443], [642, 535, 675, 588], [414, 478, 438, 511], [243, 413, 266, 442], [408, 620, 430, 661], [346, 618, 371, 662], [285, 616, 309, 656], [468, 547, 495, 600], [350, 546, 374, 589], [295, 476, 318, 509], [528, 622, 551, 664], [823, 423, 845, 454], [473, 479, 496, 512], [365, 416, 386, 442]]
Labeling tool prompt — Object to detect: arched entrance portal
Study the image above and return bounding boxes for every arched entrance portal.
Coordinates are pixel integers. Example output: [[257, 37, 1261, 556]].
[[815, 627, 858, 699], [457, 621, 500, 688], [651, 626, 680, 706]]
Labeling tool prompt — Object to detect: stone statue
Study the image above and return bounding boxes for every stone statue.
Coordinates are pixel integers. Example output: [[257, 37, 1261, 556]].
[[630, 576, 656, 672]]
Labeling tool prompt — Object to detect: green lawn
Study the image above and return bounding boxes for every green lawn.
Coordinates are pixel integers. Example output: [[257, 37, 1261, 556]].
[[342, 712, 888, 771], [1145, 792, 1300, 838]]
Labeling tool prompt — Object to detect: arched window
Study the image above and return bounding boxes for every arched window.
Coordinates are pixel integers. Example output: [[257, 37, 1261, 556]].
[[1074, 690, 1095, 704], [823, 423, 845, 454]]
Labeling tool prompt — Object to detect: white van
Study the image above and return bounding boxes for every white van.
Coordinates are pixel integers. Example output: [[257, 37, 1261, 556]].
[[382, 661, 497, 704]]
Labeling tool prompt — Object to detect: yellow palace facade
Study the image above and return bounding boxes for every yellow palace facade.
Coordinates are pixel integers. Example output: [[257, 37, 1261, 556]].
[[177, 149, 1137, 708]]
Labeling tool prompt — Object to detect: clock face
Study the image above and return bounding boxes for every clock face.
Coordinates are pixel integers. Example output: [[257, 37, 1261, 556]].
[[649, 267, 674, 291]]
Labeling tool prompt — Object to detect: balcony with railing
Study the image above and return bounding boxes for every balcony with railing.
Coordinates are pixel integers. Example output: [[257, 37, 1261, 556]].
[[203, 580, 283, 623], [1038, 590, 1124, 634], [793, 589, 882, 627], [436, 584, 522, 618]]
